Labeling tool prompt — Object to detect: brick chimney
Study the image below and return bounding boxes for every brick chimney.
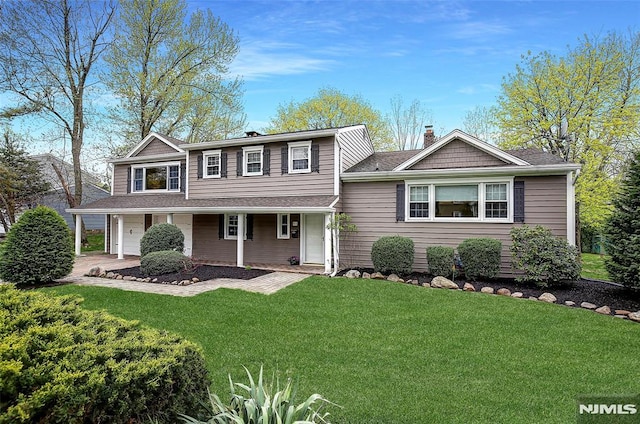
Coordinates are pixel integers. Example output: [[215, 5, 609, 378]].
[[423, 125, 435, 148]]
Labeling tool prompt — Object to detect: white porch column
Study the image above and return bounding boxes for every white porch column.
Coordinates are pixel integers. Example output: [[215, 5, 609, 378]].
[[323, 213, 332, 274], [117, 214, 125, 259], [236, 213, 245, 267], [167, 213, 174, 224], [74, 214, 82, 256]]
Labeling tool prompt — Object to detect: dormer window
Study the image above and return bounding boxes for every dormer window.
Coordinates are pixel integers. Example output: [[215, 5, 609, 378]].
[[131, 162, 180, 192]]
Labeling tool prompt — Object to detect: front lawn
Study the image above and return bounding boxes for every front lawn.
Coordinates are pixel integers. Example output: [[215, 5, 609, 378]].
[[46, 277, 639, 423], [581, 252, 611, 281]]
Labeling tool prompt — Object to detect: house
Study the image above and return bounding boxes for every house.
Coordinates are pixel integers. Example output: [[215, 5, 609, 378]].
[[68, 126, 580, 276]]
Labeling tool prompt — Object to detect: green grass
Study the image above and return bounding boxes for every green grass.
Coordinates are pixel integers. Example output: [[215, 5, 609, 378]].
[[81, 232, 105, 253], [581, 253, 611, 281], [45, 277, 639, 423]]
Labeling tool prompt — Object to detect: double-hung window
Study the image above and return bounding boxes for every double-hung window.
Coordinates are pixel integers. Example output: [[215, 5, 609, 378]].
[[277, 214, 290, 239], [203, 150, 221, 178], [131, 162, 180, 192], [485, 183, 508, 218], [224, 214, 248, 240], [409, 186, 429, 218], [288, 141, 311, 173], [243, 146, 263, 176]]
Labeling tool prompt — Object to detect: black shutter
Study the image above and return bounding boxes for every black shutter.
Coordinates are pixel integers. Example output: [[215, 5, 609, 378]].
[[281, 147, 288, 174], [396, 183, 405, 222], [218, 214, 225, 239], [197, 155, 203, 179], [180, 163, 186, 192], [514, 180, 525, 223], [263, 148, 270, 175], [126, 167, 131, 193], [237, 151, 243, 176], [246, 214, 254, 240], [311, 143, 320, 173], [221, 152, 228, 178]]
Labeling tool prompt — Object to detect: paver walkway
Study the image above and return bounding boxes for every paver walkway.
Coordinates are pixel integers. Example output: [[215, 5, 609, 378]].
[[60, 254, 310, 296]]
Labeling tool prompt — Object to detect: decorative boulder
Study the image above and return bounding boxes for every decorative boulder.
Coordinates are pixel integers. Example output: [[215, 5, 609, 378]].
[[564, 300, 576, 306], [362, 272, 371, 279], [595, 305, 611, 315], [581, 302, 597, 310], [371, 272, 385, 280], [497, 288, 511, 296], [463, 282, 475, 292], [386, 274, 403, 283], [628, 312, 640, 322], [511, 292, 523, 298], [430, 276, 459, 289], [480, 287, 494, 294], [538, 293, 557, 303], [345, 269, 361, 279]]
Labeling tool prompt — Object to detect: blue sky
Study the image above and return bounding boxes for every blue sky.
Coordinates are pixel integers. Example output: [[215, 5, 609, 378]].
[[195, 0, 639, 135]]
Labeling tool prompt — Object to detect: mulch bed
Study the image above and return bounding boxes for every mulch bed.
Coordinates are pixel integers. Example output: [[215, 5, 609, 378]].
[[108, 265, 272, 283]]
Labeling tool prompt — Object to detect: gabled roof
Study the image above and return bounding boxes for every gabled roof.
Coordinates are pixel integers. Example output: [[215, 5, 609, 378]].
[[31, 154, 106, 191], [393, 129, 530, 171], [125, 132, 185, 158]]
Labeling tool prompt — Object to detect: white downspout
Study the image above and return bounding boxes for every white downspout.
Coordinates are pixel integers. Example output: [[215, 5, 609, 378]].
[[236, 213, 245, 267], [117, 214, 124, 259], [74, 214, 82, 256], [329, 212, 339, 277]]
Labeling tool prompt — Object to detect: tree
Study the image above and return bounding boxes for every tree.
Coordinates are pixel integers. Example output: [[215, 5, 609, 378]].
[[104, 0, 245, 149], [604, 150, 640, 288], [0, 130, 51, 232], [0, 0, 116, 240], [462, 105, 499, 144], [387, 95, 432, 150], [494, 31, 640, 231], [266, 87, 394, 151]]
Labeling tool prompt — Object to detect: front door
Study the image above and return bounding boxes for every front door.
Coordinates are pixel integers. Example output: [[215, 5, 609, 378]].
[[304, 214, 324, 264]]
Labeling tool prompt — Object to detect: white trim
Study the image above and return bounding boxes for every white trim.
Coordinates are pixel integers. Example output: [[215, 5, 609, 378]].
[[202, 149, 222, 179], [277, 213, 290, 239], [334, 140, 341, 196], [288, 141, 312, 174], [185, 151, 190, 199], [236, 213, 245, 267], [110, 164, 115, 196], [242, 145, 264, 176], [68, 205, 337, 215], [131, 161, 181, 193], [324, 213, 332, 274], [393, 129, 530, 171], [566, 171, 576, 245], [125, 132, 184, 158]]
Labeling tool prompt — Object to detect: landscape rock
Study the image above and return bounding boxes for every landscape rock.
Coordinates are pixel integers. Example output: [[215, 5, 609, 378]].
[[345, 269, 361, 279], [497, 288, 511, 296], [614, 310, 631, 316], [105, 272, 115, 279], [422, 282, 431, 288], [581, 302, 597, 310], [192, 277, 200, 283], [480, 287, 494, 294], [116, 275, 123, 280], [152, 278, 158, 283], [86, 266, 106, 277], [463, 282, 475, 292], [614, 315, 627, 319], [538, 293, 557, 303], [371, 272, 385, 280], [528, 296, 538, 301], [511, 292, 523, 298], [387, 274, 403, 282], [362, 272, 371, 279], [430, 276, 459, 289], [123, 275, 136, 281], [627, 311, 640, 322], [595, 305, 611, 315], [564, 300, 576, 307]]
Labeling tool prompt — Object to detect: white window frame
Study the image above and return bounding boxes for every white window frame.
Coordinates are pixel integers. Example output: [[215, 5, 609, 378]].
[[277, 213, 290, 239], [484, 183, 509, 219], [405, 177, 513, 223], [131, 161, 181, 193], [288, 141, 311, 174], [243, 145, 263, 176], [224, 214, 247, 240], [203, 150, 221, 179]]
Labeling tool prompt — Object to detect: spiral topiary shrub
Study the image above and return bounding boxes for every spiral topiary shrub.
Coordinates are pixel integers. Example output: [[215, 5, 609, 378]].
[[371, 235, 414, 275], [141, 250, 193, 276], [457, 238, 502, 281], [0, 285, 210, 424], [140, 223, 184, 258], [0, 205, 74, 285], [426, 246, 456, 278]]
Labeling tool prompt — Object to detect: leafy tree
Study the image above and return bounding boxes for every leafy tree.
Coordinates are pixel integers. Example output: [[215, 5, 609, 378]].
[[266, 87, 394, 151], [0, 0, 116, 240], [387, 95, 433, 150], [604, 150, 640, 288], [104, 0, 245, 149], [462, 105, 500, 144], [494, 31, 640, 231], [0, 129, 51, 232]]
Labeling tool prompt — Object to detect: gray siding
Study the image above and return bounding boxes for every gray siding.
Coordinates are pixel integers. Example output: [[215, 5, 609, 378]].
[[191, 214, 300, 264], [339, 126, 374, 171], [188, 137, 335, 199], [41, 184, 110, 230], [409, 139, 508, 170], [340, 175, 568, 276], [136, 138, 180, 156]]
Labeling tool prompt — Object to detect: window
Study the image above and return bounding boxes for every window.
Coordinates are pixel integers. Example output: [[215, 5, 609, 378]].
[[132, 163, 180, 192], [485, 183, 508, 218], [203, 150, 221, 178], [243, 146, 263, 176], [435, 185, 478, 218], [277, 214, 290, 239], [226, 214, 239, 239], [288, 141, 311, 173], [409, 186, 429, 218]]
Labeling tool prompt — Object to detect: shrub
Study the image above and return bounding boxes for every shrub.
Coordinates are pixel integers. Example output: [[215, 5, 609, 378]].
[[141, 250, 193, 276], [510, 225, 581, 287], [140, 223, 184, 258], [0, 285, 210, 424], [371, 236, 414, 275], [457, 238, 502, 281], [426, 246, 456, 278], [604, 150, 640, 288], [180, 366, 334, 424], [0, 206, 74, 285]]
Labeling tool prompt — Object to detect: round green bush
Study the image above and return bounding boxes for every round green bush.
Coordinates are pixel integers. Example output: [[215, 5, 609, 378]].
[[0, 205, 74, 285], [457, 238, 502, 281], [426, 246, 456, 278], [371, 235, 414, 275], [140, 223, 184, 258], [0, 285, 210, 424], [141, 250, 193, 276]]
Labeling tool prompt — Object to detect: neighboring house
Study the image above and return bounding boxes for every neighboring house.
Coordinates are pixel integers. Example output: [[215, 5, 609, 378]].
[[32, 154, 110, 231], [68, 126, 580, 276]]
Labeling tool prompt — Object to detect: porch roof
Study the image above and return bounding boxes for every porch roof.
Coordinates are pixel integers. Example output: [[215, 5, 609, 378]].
[[67, 194, 339, 215]]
